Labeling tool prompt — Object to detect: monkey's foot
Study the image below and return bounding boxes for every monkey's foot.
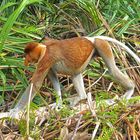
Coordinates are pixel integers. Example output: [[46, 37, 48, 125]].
[[9, 109, 23, 119], [68, 96, 86, 107], [0, 108, 23, 120], [121, 89, 134, 100], [104, 94, 134, 106]]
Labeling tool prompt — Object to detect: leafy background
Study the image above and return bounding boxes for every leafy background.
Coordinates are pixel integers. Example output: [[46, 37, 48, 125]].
[[0, 0, 140, 139]]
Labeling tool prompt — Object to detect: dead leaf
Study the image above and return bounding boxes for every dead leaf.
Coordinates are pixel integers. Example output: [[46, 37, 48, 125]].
[[59, 126, 69, 140]]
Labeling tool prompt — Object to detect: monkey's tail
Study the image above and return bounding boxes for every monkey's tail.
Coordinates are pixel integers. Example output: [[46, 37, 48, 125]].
[[85, 36, 140, 64]]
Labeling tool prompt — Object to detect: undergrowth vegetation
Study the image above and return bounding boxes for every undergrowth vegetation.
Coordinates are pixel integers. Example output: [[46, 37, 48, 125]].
[[0, 0, 140, 139]]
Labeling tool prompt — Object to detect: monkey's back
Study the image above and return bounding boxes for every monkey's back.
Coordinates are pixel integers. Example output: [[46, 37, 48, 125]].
[[51, 37, 95, 75]]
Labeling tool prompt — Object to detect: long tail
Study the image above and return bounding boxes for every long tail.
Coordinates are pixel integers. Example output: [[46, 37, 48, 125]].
[[85, 36, 140, 64]]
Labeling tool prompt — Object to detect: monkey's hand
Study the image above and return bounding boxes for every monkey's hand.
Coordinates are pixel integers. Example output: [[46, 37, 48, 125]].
[[9, 108, 24, 119], [0, 108, 24, 120]]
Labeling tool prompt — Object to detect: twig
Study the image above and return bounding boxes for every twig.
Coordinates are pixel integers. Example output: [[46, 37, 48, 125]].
[[27, 83, 33, 136], [86, 69, 107, 90], [0, 130, 4, 140], [91, 121, 100, 140], [87, 92, 100, 140], [87, 92, 96, 116], [70, 114, 83, 140], [0, 65, 17, 69]]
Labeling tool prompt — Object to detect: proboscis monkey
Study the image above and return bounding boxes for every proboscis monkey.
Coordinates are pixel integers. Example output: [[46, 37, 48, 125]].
[[14, 36, 140, 112]]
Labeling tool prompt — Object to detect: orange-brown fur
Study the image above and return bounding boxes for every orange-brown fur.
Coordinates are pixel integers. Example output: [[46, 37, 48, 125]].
[[25, 37, 95, 75], [24, 37, 96, 91], [43, 37, 94, 74], [95, 39, 113, 58], [23, 36, 135, 107], [24, 42, 42, 66]]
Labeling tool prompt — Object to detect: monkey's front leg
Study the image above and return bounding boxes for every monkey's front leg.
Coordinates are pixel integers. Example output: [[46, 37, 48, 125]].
[[9, 64, 50, 118], [69, 73, 87, 106], [14, 84, 34, 111], [2, 84, 35, 119], [48, 70, 62, 109]]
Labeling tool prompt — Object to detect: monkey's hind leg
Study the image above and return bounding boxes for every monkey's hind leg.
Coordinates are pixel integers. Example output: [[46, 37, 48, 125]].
[[95, 39, 135, 104], [68, 73, 87, 107]]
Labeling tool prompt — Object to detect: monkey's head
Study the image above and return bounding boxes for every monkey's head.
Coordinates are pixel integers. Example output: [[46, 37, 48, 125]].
[[24, 42, 46, 66]]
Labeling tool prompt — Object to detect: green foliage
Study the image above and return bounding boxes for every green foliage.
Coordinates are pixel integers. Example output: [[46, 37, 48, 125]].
[[19, 119, 27, 136], [97, 126, 114, 140], [58, 105, 75, 118], [0, 0, 140, 139], [0, 0, 139, 94], [99, 0, 140, 36], [0, 0, 41, 51]]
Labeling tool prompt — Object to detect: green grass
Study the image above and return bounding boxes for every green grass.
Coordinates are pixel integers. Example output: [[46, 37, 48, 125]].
[[0, 0, 140, 139]]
